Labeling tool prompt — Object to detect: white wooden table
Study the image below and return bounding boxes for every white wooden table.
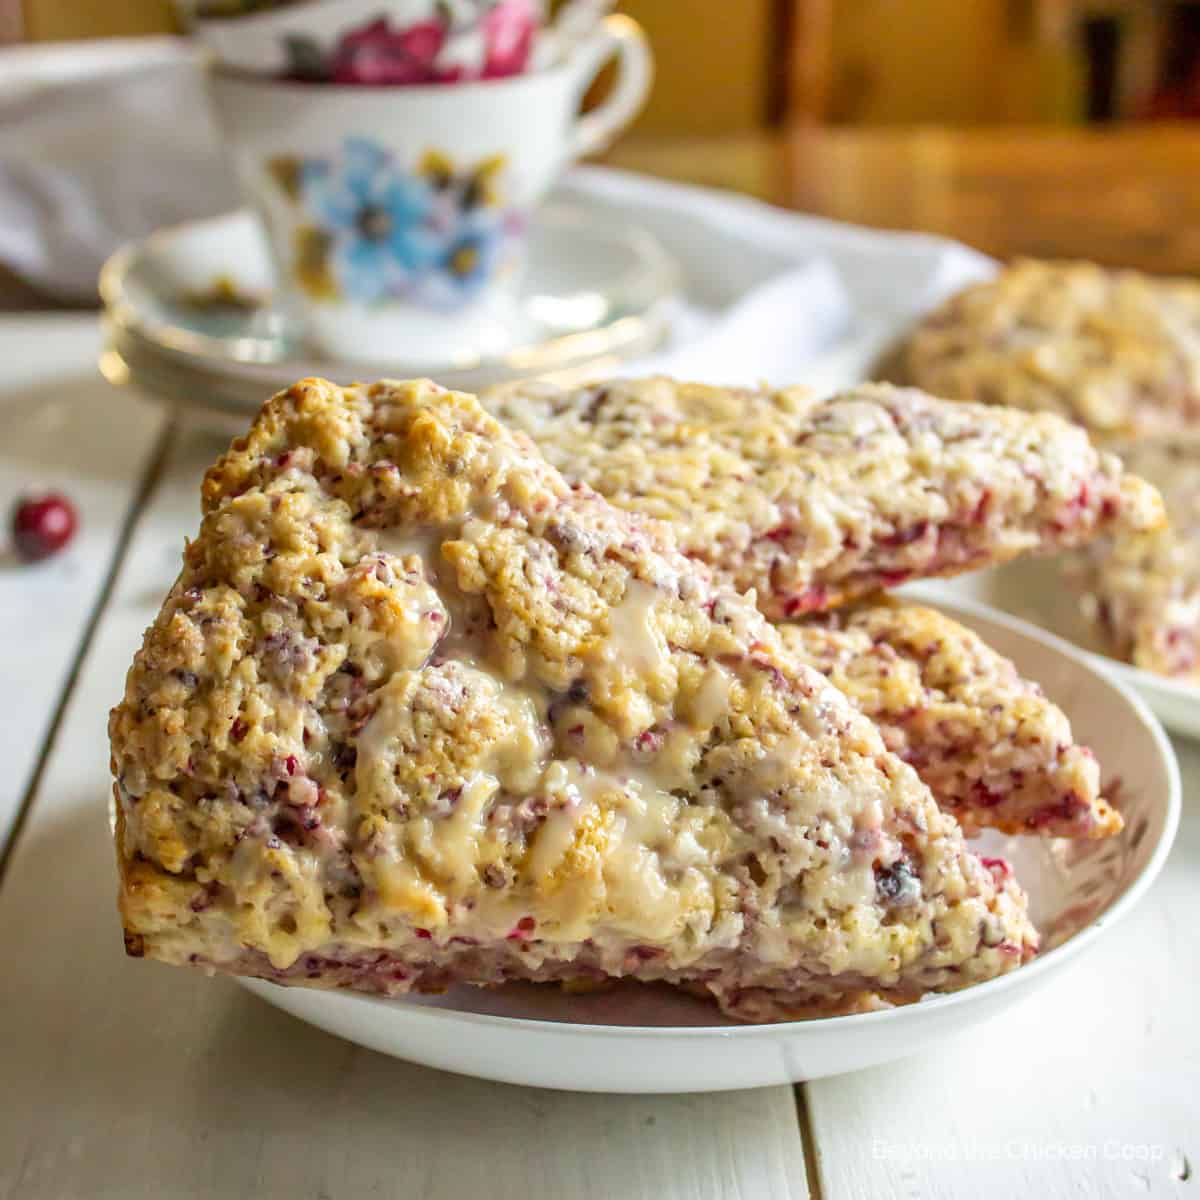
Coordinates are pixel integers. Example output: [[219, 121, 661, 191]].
[[0, 314, 1196, 1200]]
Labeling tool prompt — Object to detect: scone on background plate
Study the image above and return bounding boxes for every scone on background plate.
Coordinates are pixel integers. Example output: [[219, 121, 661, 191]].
[[902, 258, 1200, 441], [482, 377, 1164, 619], [1071, 436, 1200, 682], [109, 377, 1037, 1023]]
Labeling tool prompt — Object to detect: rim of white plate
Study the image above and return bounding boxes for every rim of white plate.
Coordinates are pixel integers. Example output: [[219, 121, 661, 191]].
[[246, 595, 1181, 1039], [1086, 646, 1200, 705]]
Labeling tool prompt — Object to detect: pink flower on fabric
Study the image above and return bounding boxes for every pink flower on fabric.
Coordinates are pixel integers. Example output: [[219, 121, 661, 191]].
[[480, 0, 537, 79]]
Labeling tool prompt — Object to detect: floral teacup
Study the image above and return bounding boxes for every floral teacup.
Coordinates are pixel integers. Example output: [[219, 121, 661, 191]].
[[205, 14, 652, 365], [181, 0, 545, 83]]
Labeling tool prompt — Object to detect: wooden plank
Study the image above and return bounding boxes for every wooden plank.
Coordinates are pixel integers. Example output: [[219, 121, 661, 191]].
[[0, 315, 166, 848], [617, 0, 773, 135], [0, 428, 809, 1200], [804, 738, 1200, 1200], [605, 124, 1200, 274]]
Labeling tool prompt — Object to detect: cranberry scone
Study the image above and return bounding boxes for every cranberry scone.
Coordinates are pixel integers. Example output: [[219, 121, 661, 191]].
[[1072, 438, 1200, 681], [903, 259, 1200, 441], [779, 602, 1120, 839], [481, 377, 1163, 619], [110, 377, 1038, 1022]]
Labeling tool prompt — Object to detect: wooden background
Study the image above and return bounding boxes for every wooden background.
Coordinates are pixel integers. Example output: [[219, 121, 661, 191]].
[[9, 0, 1174, 131]]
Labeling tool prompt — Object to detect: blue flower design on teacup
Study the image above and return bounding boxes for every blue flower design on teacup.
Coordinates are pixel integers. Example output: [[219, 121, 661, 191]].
[[268, 137, 515, 308], [416, 211, 507, 307], [299, 138, 441, 302]]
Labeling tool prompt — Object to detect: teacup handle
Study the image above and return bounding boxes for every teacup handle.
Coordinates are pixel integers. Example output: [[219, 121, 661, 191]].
[[569, 15, 654, 159]]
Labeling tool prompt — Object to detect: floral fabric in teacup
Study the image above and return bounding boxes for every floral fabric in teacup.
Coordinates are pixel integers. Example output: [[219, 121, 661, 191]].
[[267, 137, 521, 308], [282, 1, 539, 84]]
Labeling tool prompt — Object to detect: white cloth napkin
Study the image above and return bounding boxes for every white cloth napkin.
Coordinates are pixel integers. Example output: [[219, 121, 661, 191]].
[[564, 166, 996, 386], [0, 39, 236, 301], [623, 261, 853, 386], [563, 165, 996, 322], [0, 36, 997, 386]]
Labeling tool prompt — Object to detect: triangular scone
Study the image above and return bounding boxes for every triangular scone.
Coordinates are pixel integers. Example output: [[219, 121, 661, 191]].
[[779, 602, 1120, 839], [110, 378, 1036, 1023], [481, 378, 1164, 618]]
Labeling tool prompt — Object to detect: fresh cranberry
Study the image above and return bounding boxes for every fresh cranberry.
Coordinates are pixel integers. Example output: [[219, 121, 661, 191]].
[[11, 492, 77, 562]]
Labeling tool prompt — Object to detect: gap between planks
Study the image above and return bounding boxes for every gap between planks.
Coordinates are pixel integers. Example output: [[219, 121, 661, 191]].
[[794, 1085, 825, 1200]]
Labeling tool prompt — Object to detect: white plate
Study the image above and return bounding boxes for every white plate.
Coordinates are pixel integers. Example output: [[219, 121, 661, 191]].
[[909, 568, 1200, 739], [241, 596, 1180, 1093]]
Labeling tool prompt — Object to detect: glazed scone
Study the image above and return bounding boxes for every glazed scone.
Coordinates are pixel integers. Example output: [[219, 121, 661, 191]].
[[1072, 437, 1200, 681], [482, 378, 1164, 619], [904, 259, 1200, 440], [780, 602, 1120, 839], [110, 377, 1038, 1022]]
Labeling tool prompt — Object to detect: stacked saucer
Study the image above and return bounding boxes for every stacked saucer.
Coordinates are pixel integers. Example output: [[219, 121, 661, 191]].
[[101, 203, 678, 434]]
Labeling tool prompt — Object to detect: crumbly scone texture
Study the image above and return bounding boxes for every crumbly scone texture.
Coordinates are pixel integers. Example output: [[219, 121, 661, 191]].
[[109, 377, 1037, 1022], [1071, 437, 1200, 681], [779, 602, 1120, 839], [903, 258, 1200, 440], [481, 377, 1163, 619]]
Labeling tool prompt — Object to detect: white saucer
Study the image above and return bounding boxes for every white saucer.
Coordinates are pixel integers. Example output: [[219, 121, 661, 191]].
[[100, 205, 678, 432], [240, 596, 1179, 1093]]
